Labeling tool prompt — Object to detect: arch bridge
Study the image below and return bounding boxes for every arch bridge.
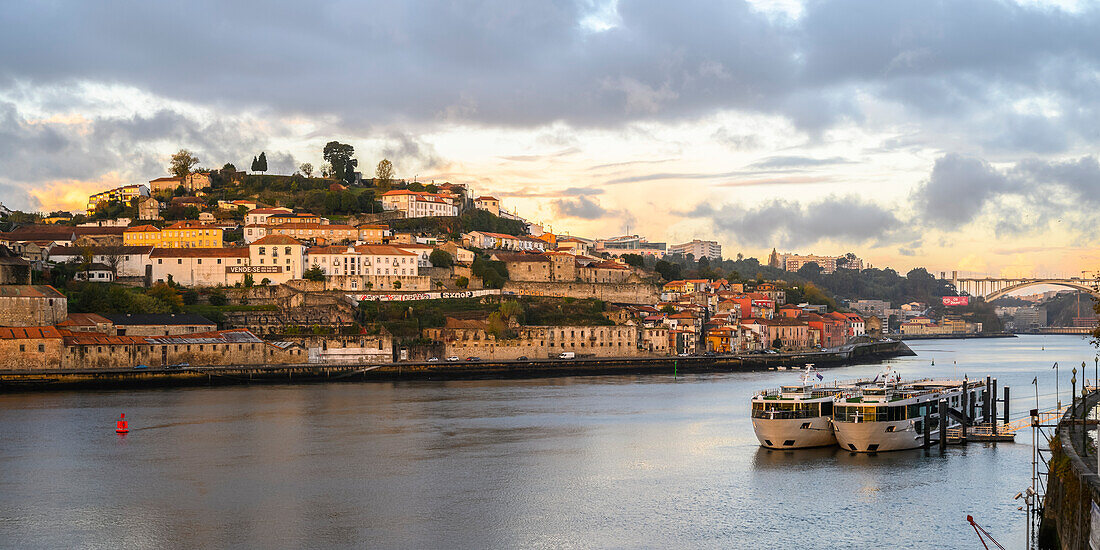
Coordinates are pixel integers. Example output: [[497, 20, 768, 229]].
[[952, 276, 1100, 301]]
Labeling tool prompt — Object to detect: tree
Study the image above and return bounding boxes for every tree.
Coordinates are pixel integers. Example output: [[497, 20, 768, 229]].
[[303, 266, 325, 281], [251, 156, 259, 172], [393, 280, 402, 290], [323, 141, 355, 180], [221, 162, 237, 173], [146, 282, 183, 313], [319, 162, 333, 178], [660, 304, 677, 314], [343, 158, 358, 184], [299, 162, 313, 178], [256, 152, 268, 174], [429, 250, 454, 268], [499, 300, 524, 323], [243, 274, 255, 287], [101, 245, 125, 277], [772, 337, 783, 349], [375, 159, 394, 189], [455, 276, 469, 289], [622, 254, 644, 268], [169, 149, 199, 177], [654, 260, 681, 282], [208, 289, 227, 306]]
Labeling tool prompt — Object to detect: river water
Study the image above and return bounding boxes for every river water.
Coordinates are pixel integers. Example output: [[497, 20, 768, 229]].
[[0, 335, 1094, 549]]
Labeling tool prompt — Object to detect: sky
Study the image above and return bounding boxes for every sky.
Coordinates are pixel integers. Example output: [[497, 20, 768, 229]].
[[2, 0, 1100, 278]]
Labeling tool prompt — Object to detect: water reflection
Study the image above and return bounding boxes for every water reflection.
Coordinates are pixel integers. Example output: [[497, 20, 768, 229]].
[[0, 335, 1092, 548]]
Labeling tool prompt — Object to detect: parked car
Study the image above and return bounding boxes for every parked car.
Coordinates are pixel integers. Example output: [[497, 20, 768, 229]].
[[677, 352, 690, 357], [133, 364, 149, 370], [427, 357, 439, 362], [466, 356, 481, 362], [558, 351, 575, 359], [517, 356, 529, 360], [446, 356, 460, 362]]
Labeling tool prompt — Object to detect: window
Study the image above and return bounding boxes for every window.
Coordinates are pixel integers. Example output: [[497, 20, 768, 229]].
[[38, 344, 44, 352], [19, 344, 24, 352], [197, 259, 202, 264], [178, 259, 182, 264], [217, 259, 222, 264], [158, 259, 163, 264]]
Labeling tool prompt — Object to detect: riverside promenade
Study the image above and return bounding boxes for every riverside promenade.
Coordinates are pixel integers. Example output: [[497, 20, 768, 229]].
[[1041, 386, 1100, 548], [0, 339, 913, 391]]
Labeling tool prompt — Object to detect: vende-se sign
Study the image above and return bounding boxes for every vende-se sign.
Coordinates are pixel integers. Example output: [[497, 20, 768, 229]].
[[227, 266, 282, 274], [942, 296, 969, 306]]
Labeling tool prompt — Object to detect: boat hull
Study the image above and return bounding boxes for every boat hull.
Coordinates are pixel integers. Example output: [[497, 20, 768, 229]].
[[752, 416, 837, 449], [833, 419, 930, 453]]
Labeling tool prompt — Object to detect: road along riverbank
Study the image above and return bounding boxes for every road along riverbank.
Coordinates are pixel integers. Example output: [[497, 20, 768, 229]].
[[0, 340, 914, 391]]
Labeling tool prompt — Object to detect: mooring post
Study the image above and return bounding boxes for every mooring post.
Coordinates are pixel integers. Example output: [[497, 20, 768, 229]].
[[961, 386, 969, 440], [938, 400, 947, 453], [968, 389, 976, 425], [991, 378, 998, 427], [990, 376, 998, 422], [923, 411, 931, 450], [1003, 386, 1009, 426]]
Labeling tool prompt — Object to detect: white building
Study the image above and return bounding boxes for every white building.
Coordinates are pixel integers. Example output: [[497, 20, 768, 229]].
[[380, 190, 458, 218], [150, 248, 250, 286], [463, 231, 547, 252], [243, 207, 293, 226], [670, 239, 722, 261], [249, 235, 306, 285], [47, 245, 154, 277]]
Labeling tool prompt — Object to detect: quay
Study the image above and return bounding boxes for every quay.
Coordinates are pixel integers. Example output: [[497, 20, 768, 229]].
[[0, 339, 914, 391], [1039, 385, 1100, 549]]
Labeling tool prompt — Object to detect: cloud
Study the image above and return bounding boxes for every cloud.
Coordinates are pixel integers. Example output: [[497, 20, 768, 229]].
[[747, 156, 853, 169], [553, 195, 614, 219], [680, 194, 905, 248], [910, 154, 1013, 229], [508, 186, 604, 199], [910, 153, 1100, 234], [380, 132, 442, 173]]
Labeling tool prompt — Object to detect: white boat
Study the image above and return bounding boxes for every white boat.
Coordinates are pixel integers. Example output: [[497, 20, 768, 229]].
[[751, 365, 856, 449], [832, 367, 987, 453]]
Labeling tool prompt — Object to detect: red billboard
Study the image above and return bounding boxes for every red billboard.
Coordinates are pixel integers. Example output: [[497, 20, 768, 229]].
[[942, 296, 969, 306]]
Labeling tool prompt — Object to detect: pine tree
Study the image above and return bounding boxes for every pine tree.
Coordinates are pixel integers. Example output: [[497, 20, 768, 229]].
[[257, 152, 268, 174], [250, 156, 259, 172]]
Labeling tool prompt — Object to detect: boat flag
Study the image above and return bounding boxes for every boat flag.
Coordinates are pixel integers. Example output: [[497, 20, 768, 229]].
[[816, 373, 824, 381]]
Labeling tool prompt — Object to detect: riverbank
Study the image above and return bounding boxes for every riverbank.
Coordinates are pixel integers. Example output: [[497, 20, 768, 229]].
[[897, 332, 1017, 341], [0, 340, 914, 391]]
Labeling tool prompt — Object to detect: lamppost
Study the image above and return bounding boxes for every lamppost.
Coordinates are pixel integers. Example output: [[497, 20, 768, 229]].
[[1054, 362, 1061, 410]]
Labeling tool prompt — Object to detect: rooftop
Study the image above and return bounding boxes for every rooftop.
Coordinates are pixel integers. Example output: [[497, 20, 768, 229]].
[[149, 247, 249, 258], [0, 326, 62, 339], [252, 235, 302, 246], [0, 285, 65, 298], [100, 313, 216, 326]]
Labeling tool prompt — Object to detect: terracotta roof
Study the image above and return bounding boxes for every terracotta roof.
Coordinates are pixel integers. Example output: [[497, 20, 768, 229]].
[[124, 225, 160, 232], [357, 224, 389, 230], [587, 260, 629, 270], [149, 176, 183, 183], [48, 245, 154, 256], [352, 245, 416, 256], [165, 221, 218, 230], [57, 313, 112, 327], [0, 326, 62, 339], [268, 223, 356, 231], [251, 235, 302, 245], [0, 285, 64, 298], [249, 208, 294, 215], [475, 196, 499, 201], [62, 332, 148, 345], [101, 313, 215, 326], [149, 248, 249, 258]]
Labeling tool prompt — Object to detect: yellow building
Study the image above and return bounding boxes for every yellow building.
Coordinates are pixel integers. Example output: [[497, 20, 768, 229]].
[[124, 221, 223, 248]]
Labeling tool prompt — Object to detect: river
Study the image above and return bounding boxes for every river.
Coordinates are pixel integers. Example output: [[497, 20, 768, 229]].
[[0, 334, 1094, 549]]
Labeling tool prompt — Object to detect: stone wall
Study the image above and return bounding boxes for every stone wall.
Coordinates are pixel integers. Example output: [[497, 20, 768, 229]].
[[0, 336, 64, 369], [502, 281, 659, 304], [1041, 393, 1100, 549], [0, 294, 67, 327]]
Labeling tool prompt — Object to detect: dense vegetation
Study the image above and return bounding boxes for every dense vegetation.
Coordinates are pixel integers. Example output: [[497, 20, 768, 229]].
[[357, 296, 611, 340], [389, 209, 528, 238]]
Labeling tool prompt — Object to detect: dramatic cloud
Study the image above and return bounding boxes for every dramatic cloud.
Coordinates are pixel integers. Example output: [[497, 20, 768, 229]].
[[554, 196, 613, 219], [911, 154, 1012, 229], [681, 195, 904, 249]]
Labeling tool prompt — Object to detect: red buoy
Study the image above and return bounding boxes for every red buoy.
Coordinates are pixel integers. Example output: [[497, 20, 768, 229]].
[[116, 413, 129, 434]]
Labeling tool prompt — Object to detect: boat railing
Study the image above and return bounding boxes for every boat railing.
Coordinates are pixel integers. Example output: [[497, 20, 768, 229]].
[[751, 409, 822, 420]]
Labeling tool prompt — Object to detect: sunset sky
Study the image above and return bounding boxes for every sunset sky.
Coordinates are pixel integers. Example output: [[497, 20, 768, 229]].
[[3, 0, 1100, 278]]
